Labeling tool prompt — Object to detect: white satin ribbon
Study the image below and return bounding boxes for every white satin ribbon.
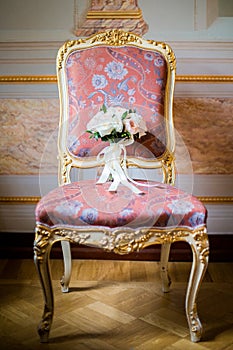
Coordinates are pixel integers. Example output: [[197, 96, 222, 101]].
[[97, 138, 144, 194]]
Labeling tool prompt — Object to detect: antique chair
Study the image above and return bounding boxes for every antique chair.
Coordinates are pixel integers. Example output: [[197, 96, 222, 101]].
[[34, 29, 209, 343]]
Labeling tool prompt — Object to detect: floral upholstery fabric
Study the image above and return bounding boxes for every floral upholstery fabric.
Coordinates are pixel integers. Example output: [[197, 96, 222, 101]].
[[36, 180, 207, 229], [66, 46, 167, 159]]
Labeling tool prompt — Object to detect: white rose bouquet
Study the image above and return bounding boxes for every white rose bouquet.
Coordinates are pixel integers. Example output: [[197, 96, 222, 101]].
[[86, 104, 148, 194], [86, 104, 147, 142]]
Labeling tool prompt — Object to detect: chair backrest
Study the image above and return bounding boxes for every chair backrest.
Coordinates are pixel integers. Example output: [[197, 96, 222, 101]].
[[56, 29, 176, 186]]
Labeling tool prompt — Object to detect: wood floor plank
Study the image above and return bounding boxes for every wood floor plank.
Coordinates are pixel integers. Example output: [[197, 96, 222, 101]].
[[0, 259, 232, 350]]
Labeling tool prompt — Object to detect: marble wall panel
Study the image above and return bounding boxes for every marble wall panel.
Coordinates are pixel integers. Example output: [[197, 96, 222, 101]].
[[174, 98, 233, 174], [0, 97, 232, 175], [0, 99, 59, 175]]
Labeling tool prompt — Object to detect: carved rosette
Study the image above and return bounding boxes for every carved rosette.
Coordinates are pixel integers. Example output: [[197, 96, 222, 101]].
[[90, 29, 142, 45]]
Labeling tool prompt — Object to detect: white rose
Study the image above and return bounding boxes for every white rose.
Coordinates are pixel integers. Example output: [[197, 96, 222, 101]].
[[124, 113, 147, 138], [87, 108, 124, 137]]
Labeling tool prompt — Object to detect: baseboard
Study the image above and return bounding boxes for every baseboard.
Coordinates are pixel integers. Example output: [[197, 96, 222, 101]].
[[1, 232, 232, 262]]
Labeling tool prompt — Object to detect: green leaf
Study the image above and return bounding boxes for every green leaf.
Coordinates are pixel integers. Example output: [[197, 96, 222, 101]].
[[129, 109, 136, 113], [121, 111, 128, 120], [100, 104, 107, 113]]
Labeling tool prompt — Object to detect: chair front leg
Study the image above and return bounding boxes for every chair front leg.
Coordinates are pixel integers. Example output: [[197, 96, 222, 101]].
[[185, 230, 209, 342], [34, 227, 54, 343], [160, 243, 171, 292], [61, 240, 72, 292]]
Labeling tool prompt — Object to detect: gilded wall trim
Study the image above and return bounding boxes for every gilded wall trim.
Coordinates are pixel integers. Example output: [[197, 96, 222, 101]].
[[0, 196, 41, 204], [0, 76, 57, 84], [0, 196, 232, 205], [198, 197, 233, 204], [86, 10, 142, 19], [176, 75, 233, 83], [0, 75, 232, 84]]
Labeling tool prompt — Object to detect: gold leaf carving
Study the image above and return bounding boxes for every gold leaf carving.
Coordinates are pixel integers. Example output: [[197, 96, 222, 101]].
[[154, 230, 189, 244], [101, 228, 190, 255], [161, 151, 175, 185], [189, 303, 201, 339], [57, 40, 85, 70], [90, 29, 142, 46], [147, 40, 176, 71], [113, 231, 154, 255], [193, 229, 209, 264], [61, 152, 72, 185], [33, 226, 52, 261], [54, 228, 90, 244]]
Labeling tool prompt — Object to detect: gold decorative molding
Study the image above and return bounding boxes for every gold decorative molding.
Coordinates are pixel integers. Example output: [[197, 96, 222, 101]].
[[176, 75, 233, 83], [57, 40, 80, 71], [198, 196, 233, 204], [0, 196, 40, 204], [90, 28, 142, 45], [0, 196, 232, 205], [0, 75, 57, 84], [1, 75, 232, 84], [86, 10, 142, 19]]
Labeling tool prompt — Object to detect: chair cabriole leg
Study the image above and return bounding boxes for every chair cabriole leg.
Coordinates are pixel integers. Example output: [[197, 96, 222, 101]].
[[34, 227, 54, 343], [185, 230, 209, 342]]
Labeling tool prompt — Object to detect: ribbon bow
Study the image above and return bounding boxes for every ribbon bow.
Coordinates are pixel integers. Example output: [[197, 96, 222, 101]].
[[97, 138, 143, 194]]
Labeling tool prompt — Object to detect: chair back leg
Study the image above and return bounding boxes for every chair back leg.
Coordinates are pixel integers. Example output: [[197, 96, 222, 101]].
[[61, 240, 72, 293], [160, 243, 171, 293]]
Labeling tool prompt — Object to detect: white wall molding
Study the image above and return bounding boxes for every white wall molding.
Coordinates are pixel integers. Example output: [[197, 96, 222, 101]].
[[0, 41, 232, 75], [0, 204, 36, 233], [1, 174, 233, 197], [0, 40, 232, 98], [174, 83, 233, 98], [0, 84, 232, 99], [205, 204, 233, 235], [0, 85, 58, 99]]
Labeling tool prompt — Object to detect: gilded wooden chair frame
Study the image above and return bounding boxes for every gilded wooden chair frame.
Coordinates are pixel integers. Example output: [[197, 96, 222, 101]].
[[34, 29, 209, 343]]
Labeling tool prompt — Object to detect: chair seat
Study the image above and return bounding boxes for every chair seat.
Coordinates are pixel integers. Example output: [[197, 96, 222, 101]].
[[36, 180, 207, 229]]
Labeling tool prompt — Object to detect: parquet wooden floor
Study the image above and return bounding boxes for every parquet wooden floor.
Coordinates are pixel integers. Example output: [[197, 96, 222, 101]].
[[0, 259, 232, 350]]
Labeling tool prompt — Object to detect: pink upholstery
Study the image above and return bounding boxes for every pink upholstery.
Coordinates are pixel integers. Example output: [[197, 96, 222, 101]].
[[66, 46, 167, 158], [36, 180, 207, 229]]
